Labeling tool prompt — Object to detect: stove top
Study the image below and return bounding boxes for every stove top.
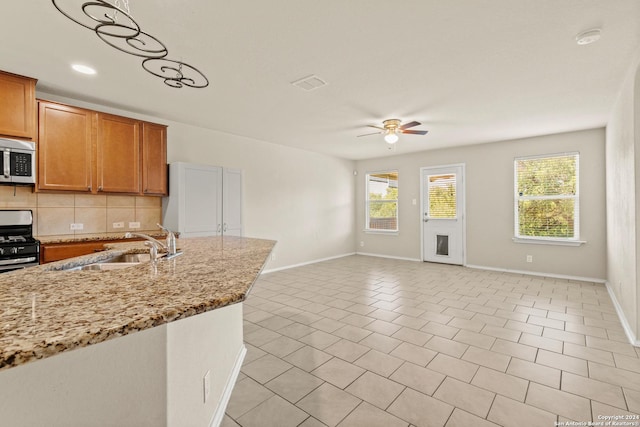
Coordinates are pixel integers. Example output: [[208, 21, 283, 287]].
[[0, 235, 28, 243]]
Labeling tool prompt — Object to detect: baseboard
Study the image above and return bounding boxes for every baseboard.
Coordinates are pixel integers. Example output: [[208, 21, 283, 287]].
[[465, 264, 606, 284], [262, 252, 356, 274], [605, 282, 640, 347], [356, 252, 422, 262], [209, 344, 247, 427]]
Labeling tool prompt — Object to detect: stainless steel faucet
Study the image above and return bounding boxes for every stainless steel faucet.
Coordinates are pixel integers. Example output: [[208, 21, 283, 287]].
[[124, 225, 180, 260]]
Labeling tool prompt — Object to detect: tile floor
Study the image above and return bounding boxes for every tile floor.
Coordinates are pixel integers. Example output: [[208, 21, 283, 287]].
[[222, 255, 640, 427]]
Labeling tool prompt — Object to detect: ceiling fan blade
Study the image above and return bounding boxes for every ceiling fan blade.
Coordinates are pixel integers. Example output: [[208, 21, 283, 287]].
[[357, 131, 383, 137], [367, 125, 385, 130], [401, 129, 429, 135], [399, 121, 421, 130]]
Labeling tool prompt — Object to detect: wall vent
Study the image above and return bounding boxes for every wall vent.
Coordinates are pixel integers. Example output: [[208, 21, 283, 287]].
[[291, 75, 327, 91]]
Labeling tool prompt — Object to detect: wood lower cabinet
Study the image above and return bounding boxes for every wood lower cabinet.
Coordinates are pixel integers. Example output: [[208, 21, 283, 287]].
[[142, 122, 167, 196], [38, 101, 94, 192], [0, 71, 37, 140], [96, 113, 141, 193], [37, 99, 167, 195], [40, 241, 108, 264]]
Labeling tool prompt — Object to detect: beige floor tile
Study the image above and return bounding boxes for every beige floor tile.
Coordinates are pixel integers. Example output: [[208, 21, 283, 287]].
[[445, 408, 501, 427], [387, 388, 454, 427], [542, 328, 586, 345], [461, 346, 511, 372], [299, 417, 328, 427], [488, 395, 557, 427], [472, 313, 508, 327], [586, 336, 638, 357], [563, 342, 615, 366], [515, 306, 548, 317], [391, 327, 432, 346], [390, 342, 437, 366], [481, 325, 521, 342], [311, 318, 345, 333], [561, 371, 626, 409], [299, 330, 342, 350], [242, 354, 293, 384], [298, 383, 362, 427], [389, 362, 446, 396], [369, 309, 402, 322], [506, 357, 561, 388], [220, 414, 241, 427], [424, 335, 469, 358], [260, 335, 305, 358], [565, 322, 608, 339], [592, 401, 639, 420], [624, 388, 640, 414], [278, 322, 317, 339], [359, 332, 402, 353], [337, 402, 408, 427], [490, 339, 538, 362], [504, 320, 543, 336], [354, 349, 404, 377], [536, 349, 588, 376], [526, 382, 592, 421], [428, 353, 479, 383], [311, 357, 365, 389], [494, 309, 529, 323], [448, 317, 485, 332], [226, 377, 275, 419], [421, 321, 460, 339], [520, 333, 563, 353], [613, 353, 640, 373], [433, 377, 495, 418], [470, 366, 529, 401], [364, 319, 403, 336], [265, 367, 324, 403], [392, 314, 429, 330], [338, 313, 374, 328], [284, 345, 333, 372], [345, 371, 405, 410], [453, 329, 496, 350], [332, 324, 372, 342], [244, 328, 282, 347], [589, 362, 640, 392], [527, 315, 565, 330], [237, 395, 309, 427], [319, 307, 351, 321], [322, 338, 369, 363]]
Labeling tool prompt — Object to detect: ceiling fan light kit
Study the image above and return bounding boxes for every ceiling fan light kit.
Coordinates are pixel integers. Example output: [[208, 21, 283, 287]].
[[51, 0, 209, 88], [357, 118, 428, 145]]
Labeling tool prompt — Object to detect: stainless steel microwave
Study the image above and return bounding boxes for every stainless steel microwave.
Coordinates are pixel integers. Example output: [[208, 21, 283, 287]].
[[0, 138, 36, 185]]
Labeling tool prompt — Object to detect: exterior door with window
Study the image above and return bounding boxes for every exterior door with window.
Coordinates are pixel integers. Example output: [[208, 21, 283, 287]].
[[422, 165, 465, 265]]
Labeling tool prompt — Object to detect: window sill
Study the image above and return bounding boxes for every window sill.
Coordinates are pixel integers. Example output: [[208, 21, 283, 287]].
[[364, 229, 399, 236], [512, 237, 586, 247]]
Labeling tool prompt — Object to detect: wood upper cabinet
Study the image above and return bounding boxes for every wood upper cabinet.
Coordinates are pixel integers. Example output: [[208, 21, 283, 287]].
[[96, 113, 141, 193], [0, 71, 37, 140], [142, 122, 167, 195], [38, 101, 94, 192], [37, 99, 167, 195]]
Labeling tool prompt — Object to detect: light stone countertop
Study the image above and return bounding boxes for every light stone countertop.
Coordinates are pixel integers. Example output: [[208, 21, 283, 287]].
[[0, 236, 275, 371], [36, 232, 172, 244]]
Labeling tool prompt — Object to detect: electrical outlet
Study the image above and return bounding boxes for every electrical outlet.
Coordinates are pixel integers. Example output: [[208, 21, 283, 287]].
[[360, 241, 364, 247], [203, 370, 211, 403], [112, 222, 124, 229], [70, 223, 84, 231], [412, 199, 417, 206], [128, 222, 141, 229], [526, 255, 533, 263]]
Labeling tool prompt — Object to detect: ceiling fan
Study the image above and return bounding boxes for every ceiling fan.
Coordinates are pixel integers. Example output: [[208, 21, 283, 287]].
[[357, 119, 429, 144]]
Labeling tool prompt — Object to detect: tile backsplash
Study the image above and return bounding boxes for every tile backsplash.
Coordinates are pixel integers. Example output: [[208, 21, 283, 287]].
[[0, 186, 162, 237]]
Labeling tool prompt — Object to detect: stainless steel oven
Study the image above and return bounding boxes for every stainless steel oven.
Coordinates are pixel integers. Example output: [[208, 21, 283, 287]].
[[0, 138, 36, 185], [0, 210, 40, 272]]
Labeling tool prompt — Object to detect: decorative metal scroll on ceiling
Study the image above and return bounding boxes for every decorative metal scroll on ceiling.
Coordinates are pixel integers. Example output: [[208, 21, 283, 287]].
[[51, 0, 209, 89]]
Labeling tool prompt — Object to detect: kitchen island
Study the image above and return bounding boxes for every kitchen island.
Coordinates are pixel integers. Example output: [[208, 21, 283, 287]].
[[0, 236, 275, 427]]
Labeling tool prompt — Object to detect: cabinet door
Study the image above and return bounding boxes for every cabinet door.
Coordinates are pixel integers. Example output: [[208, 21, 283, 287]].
[[223, 168, 242, 236], [0, 71, 36, 140], [38, 101, 94, 192], [142, 122, 167, 195], [96, 113, 141, 193]]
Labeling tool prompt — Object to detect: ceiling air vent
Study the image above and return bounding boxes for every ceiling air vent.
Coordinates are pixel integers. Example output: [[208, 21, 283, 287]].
[[291, 75, 327, 91]]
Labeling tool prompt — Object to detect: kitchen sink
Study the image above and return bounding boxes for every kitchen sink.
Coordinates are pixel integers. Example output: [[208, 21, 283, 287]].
[[73, 262, 142, 271], [102, 253, 152, 263]]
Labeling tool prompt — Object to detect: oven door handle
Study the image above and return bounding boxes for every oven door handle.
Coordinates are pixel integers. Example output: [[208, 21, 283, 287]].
[[0, 257, 37, 266], [3, 150, 10, 178]]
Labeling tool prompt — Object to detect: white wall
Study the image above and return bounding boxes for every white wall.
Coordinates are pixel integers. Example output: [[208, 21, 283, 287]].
[[355, 128, 607, 281], [37, 92, 357, 270], [606, 56, 640, 343]]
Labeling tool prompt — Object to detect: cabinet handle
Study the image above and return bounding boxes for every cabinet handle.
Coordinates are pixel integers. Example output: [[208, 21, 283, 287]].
[[223, 223, 227, 232], [217, 224, 221, 233], [98, 186, 103, 191], [87, 186, 92, 191]]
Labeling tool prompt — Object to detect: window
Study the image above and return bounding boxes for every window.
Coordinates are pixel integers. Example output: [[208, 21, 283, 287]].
[[428, 174, 457, 219], [514, 153, 579, 241], [366, 171, 398, 232]]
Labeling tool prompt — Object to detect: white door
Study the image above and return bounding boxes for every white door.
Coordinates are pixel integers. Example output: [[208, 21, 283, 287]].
[[183, 164, 223, 237], [223, 168, 243, 236], [421, 165, 465, 265]]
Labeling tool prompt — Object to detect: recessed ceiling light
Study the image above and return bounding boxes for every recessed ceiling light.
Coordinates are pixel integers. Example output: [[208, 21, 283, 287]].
[[71, 64, 97, 75], [576, 29, 601, 46]]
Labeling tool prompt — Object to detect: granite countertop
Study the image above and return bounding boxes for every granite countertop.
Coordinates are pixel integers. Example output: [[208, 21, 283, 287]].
[[37, 232, 173, 244], [0, 236, 275, 371]]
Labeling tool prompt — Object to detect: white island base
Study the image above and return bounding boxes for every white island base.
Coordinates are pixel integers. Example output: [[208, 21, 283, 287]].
[[0, 303, 244, 427]]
